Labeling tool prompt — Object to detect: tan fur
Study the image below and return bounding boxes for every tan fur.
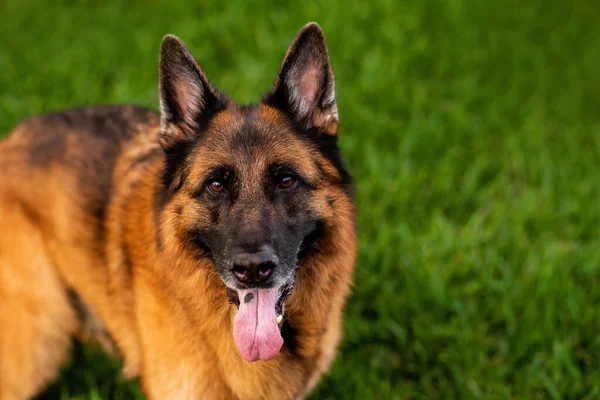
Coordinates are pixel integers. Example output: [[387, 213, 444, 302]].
[[0, 102, 355, 399]]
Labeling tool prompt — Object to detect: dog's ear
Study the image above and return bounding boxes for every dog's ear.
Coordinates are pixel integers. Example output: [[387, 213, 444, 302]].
[[264, 23, 339, 136], [159, 35, 227, 149]]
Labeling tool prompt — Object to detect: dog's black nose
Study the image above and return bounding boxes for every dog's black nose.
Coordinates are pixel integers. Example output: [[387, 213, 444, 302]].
[[231, 246, 279, 285]]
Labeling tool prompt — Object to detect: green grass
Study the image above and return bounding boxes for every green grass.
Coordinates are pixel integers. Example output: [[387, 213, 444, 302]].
[[2, 0, 600, 398]]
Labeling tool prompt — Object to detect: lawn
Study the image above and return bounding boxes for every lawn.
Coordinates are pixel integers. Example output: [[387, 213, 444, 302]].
[[1, 0, 600, 398]]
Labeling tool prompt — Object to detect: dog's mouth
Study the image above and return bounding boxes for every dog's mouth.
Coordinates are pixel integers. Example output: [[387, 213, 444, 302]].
[[226, 272, 295, 362]]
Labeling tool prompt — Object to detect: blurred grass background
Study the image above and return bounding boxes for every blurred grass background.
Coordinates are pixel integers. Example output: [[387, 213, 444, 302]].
[[1, 0, 600, 398]]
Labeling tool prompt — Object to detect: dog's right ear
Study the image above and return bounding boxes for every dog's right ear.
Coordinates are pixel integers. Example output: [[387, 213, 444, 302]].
[[158, 35, 227, 150], [264, 23, 339, 136]]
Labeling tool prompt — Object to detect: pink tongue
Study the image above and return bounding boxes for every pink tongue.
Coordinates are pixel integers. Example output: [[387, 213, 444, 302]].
[[233, 287, 283, 362]]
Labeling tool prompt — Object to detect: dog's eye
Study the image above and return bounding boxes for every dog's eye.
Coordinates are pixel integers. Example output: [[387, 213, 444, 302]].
[[278, 175, 296, 189], [208, 180, 224, 193]]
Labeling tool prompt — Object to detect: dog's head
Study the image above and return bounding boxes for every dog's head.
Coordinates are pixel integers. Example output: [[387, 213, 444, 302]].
[[157, 23, 351, 362]]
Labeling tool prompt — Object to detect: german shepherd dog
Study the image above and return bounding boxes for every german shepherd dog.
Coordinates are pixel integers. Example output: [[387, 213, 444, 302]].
[[0, 23, 355, 399]]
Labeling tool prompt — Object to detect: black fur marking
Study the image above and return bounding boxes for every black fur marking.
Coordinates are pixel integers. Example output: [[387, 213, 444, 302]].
[[121, 238, 134, 280], [208, 206, 220, 225], [17, 199, 43, 229], [297, 219, 327, 263], [243, 293, 254, 304], [67, 288, 88, 324], [126, 148, 162, 174], [327, 195, 335, 207], [283, 198, 302, 218], [120, 175, 146, 279], [281, 319, 301, 358], [227, 287, 240, 307], [227, 108, 267, 153], [154, 183, 167, 253], [161, 139, 194, 195], [185, 227, 215, 260]]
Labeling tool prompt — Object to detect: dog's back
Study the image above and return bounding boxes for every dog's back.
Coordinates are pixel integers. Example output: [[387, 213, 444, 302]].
[[0, 105, 160, 399], [0, 105, 159, 237]]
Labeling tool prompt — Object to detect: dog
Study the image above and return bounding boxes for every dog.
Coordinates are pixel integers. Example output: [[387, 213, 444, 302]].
[[0, 22, 355, 400]]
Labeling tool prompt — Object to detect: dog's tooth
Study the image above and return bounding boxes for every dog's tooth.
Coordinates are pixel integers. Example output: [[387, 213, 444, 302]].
[[276, 315, 283, 325]]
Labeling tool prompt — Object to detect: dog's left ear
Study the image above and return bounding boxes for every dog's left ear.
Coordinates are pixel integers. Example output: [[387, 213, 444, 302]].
[[264, 23, 339, 136]]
